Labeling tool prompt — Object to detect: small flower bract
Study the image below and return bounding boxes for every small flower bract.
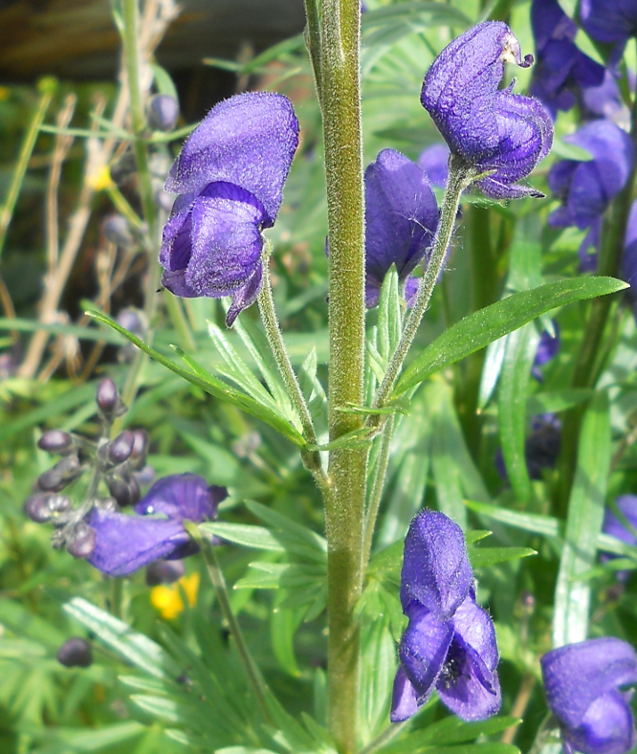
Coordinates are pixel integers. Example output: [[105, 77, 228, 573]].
[[391, 510, 500, 723], [541, 637, 637, 754], [420, 21, 553, 199], [160, 92, 300, 326]]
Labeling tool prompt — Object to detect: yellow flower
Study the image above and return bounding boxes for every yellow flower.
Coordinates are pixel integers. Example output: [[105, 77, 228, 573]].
[[150, 572, 200, 619], [89, 165, 114, 191]]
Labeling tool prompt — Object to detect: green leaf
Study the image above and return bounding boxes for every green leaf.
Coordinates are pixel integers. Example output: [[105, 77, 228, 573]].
[[63, 598, 180, 679], [85, 309, 306, 447], [377, 266, 402, 364], [150, 63, 178, 101], [200, 522, 285, 552], [526, 388, 595, 416], [554, 391, 610, 646], [395, 277, 627, 394], [469, 546, 536, 569], [245, 500, 327, 561], [0, 316, 125, 344], [497, 324, 538, 504], [477, 334, 507, 411]]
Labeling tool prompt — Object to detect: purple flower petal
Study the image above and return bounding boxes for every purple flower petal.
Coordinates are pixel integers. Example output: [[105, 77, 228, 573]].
[[581, 0, 637, 46], [565, 689, 636, 754], [165, 91, 299, 224], [226, 262, 264, 327], [541, 638, 637, 731], [603, 495, 637, 547], [418, 143, 450, 188], [134, 473, 225, 521], [390, 666, 421, 723], [623, 201, 637, 294], [364, 149, 438, 307], [400, 509, 474, 620]]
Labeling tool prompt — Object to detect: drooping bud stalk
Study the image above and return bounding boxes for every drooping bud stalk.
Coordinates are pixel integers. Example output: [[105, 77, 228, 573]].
[[107, 430, 135, 464], [37, 430, 74, 454], [38, 455, 82, 492]]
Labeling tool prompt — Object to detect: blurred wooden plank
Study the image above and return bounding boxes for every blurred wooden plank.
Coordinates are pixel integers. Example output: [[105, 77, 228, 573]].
[[0, 0, 305, 79]]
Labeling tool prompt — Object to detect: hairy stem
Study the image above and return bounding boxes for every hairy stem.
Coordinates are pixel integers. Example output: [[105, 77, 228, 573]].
[[372, 156, 475, 412], [319, 0, 366, 750]]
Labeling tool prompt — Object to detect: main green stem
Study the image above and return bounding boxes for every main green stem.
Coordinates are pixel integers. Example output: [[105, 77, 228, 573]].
[[320, 1, 366, 751], [372, 156, 475, 412]]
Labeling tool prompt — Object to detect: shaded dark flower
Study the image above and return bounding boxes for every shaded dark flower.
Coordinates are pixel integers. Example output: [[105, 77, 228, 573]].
[[602, 495, 637, 580], [530, 0, 605, 118], [364, 149, 439, 307], [541, 637, 637, 754], [421, 21, 553, 199], [86, 473, 227, 577], [623, 201, 637, 301], [495, 413, 561, 482], [418, 143, 450, 188], [581, 0, 637, 54], [146, 559, 185, 586], [548, 119, 634, 270], [391, 510, 500, 723], [148, 94, 179, 132], [582, 70, 629, 124], [160, 92, 300, 326], [532, 321, 560, 380], [57, 637, 93, 668]]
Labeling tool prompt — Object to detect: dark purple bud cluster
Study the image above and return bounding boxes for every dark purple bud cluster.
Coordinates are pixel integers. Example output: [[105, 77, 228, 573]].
[[103, 215, 134, 248], [27, 377, 153, 562]]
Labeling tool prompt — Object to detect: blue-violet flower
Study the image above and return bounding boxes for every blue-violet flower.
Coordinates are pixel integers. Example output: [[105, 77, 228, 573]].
[[391, 510, 501, 723], [530, 0, 605, 118], [541, 637, 637, 754], [364, 149, 439, 307], [87, 473, 226, 576], [532, 321, 560, 381], [160, 92, 300, 326], [421, 21, 553, 199], [418, 143, 450, 188], [602, 494, 637, 579], [581, 0, 637, 56]]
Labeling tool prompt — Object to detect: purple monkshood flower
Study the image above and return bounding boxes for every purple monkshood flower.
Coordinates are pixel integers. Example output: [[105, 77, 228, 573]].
[[495, 413, 561, 482], [602, 495, 637, 580], [160, 92, 300, 326], [86, 474, 227, 577], [532, 322, 560, 381], [391, 510, 501, 723], [581, 0, 637, 59], [418, 143, 450, 188], [364, 149, 439, 308], [623, 201, 637, 300], [541, 638, 637, 754], [421, 22, 553, 200], [548, 119, 635, 270], [530, 0, 605, 118], [582, 70, 629, 124]]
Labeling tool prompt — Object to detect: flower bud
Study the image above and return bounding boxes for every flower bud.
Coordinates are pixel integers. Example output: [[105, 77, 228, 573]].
[[38, 455, 82, 492], [38, 430, 73, 454], [106, 473, 140, 507], [96, 378, 126, 420], [24, 493, 52, 523], [129, 429, 149, 470], [47, 494, 72, 514], [148, 94, 179, 132], [146, 559, 185, 586], [133, 465, 155, 485], [57, 637, 93, 667], [108, 430, 135, 464], [103, 215, 133, 248], [95, 497, 118, 512], [66, 522, 96, 559]]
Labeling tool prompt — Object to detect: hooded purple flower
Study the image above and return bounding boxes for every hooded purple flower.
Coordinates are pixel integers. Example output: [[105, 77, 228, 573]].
[[391, 510, 501, 723], [532, 321, 560, 380], [582, 70, 628, 124], [622, 201, 637, 300], [418, 143, 450, 188], [530, 0, 605, 118], [364, 149, 439, 308], [581, 0, 637, 56], [86, 474, 227, 577], [541, 638, 637, 754], [495, 413, 561, 482], [160, 92, 300, 326], [420, 22, 553, 199], [548, 119, 634, 269], [602, 495, 637, 571]]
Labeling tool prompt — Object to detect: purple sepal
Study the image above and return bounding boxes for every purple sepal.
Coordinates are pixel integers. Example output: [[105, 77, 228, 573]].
[[532, 321, 560, 380], [418, 143, 450, 188], [603, 495, 637, 547], [400, 510, 473, 620], [541, 637, 637, 754], [86, 474, 226, 577], [390, 666, 421, 723], [581, 0, 637, 48], [364, 149, 439, 308], [421, 22, 553, 200], [623, 201, 637, 296], [165, 92, 299, 223]]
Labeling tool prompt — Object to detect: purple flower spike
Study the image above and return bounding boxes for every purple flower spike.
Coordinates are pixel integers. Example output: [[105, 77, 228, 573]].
[[541, 638, 637, 754], [86, 474, 227, 577], [364, 149, 439, 308], [391, 510, 501, 723], [532, 321, 560, 380], [421, 22, 553, 200], [160, 92, 299, 326], [548, 120, 634, 257], [530, 0, 605, 118]]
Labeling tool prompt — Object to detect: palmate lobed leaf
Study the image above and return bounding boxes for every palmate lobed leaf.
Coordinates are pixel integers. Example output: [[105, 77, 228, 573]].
[[395, 277, 627, 394]]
